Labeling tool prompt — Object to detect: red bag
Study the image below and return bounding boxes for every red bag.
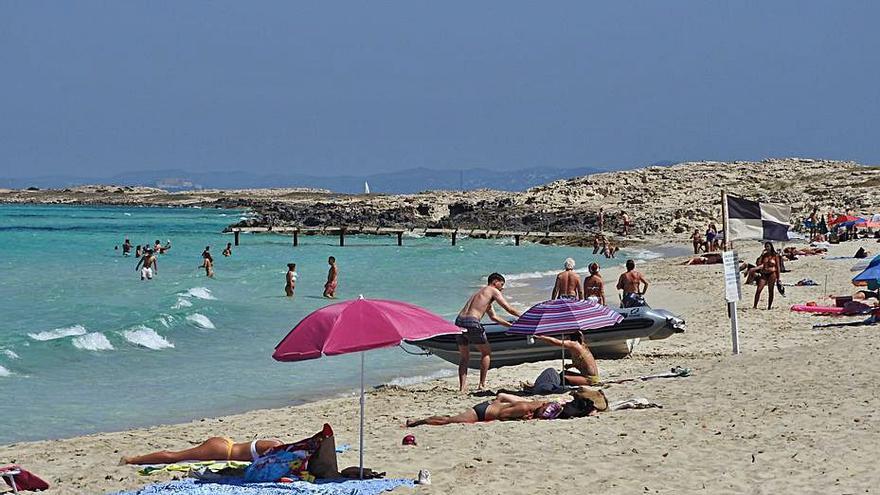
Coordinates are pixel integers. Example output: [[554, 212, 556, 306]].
[[0, 465, 50, 492]]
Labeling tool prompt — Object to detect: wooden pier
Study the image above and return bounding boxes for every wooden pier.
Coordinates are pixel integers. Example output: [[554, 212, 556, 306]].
[[230, 226, 585, 247]]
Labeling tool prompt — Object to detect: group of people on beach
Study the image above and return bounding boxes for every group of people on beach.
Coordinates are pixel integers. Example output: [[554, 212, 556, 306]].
[[283, 256, 339, 299], [690, 223, 721, 254], [592, 235, 619, 258]]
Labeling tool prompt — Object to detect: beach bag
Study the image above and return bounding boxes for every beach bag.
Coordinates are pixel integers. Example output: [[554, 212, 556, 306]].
[[243, 423, 335, 483]]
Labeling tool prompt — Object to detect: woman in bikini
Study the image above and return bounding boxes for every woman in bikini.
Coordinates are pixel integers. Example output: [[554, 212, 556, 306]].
[[405, 393, 560, 426], [753, 242, 781, 310], [120, 436, 283, 465]]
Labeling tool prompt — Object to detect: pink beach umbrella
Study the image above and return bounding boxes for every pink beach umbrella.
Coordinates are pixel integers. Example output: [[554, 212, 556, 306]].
[[272, 296, 461, 477]]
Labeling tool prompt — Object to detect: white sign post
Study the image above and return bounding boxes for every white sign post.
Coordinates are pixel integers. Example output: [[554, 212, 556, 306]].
[[722, 250, 742, 354]]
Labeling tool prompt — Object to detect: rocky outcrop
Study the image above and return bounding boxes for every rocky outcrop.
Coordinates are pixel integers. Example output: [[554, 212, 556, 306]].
[[3, 159, 878, 243]]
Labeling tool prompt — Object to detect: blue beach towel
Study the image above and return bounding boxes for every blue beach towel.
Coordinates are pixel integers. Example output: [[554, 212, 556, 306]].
[[112, 477, 414, 495]]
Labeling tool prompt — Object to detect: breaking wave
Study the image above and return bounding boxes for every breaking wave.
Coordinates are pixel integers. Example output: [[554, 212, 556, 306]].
[[72, 332, 114, 351], [0, 365, 11, 377], [186, 313, 216, 329], [28, 324, 88, 341], [179, 287, 216, 300], [122, 326, 174, 350]]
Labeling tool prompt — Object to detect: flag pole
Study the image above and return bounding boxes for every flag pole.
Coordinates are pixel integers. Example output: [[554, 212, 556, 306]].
[[721, 189, 741, 354]]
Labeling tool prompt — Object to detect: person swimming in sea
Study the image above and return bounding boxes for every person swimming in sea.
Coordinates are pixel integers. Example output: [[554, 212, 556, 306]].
[[222, 242, 232, 257]]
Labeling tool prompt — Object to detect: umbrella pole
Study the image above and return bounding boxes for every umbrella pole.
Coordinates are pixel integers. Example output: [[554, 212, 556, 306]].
[[561, 334, 566, 387], [359, 351, 365, 480]]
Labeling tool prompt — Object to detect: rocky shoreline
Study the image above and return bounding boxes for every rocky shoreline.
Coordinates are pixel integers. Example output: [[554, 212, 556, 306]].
[[3, 158, 878, 244]]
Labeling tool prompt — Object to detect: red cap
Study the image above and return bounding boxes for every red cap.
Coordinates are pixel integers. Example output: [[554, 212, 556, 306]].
[[402, 434, 417, 446]]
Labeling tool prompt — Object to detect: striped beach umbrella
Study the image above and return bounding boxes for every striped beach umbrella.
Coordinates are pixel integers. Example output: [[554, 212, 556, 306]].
[[507, 298, 623, 335]]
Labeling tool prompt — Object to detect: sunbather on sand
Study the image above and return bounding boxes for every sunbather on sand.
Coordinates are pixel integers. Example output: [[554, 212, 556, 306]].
[[121, 437, 284, 464], [405, 393, 561, 426]]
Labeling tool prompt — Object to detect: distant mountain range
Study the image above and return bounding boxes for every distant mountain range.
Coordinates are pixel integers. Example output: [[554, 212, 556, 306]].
[[0, 166, 609, 193]]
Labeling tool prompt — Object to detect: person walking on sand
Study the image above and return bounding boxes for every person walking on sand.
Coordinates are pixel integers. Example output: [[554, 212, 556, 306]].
[[552, 258, 582, 299], [135, 249, 158, 280], [222, 242, 232, 257], [616, 259, 648, 308], [323, 256, 338, 298], [455, 273, 522, 392], [200, 246, 214, 278], [285, 263, 297, 297], [583, 262, 606, 305], [535, 331, 601, 385]]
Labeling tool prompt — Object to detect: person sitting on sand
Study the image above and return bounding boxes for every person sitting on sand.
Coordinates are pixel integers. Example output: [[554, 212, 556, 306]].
[[222, 242, 232, 257], [121, 436, 284, 465], [583, 262, 605, 305], [552, 258, 582, 299], [617, 259, 648, 308], [534, 331, 601, 386], [455, 273, 522, 392], [406, 393, 562, 426]]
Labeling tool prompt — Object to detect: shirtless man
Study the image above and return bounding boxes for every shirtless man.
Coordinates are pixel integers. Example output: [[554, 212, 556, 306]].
[[285, 263, 297, 297], [621, 211, 631, 236], [552, 258, 582, 299], [122, 238, 132, 256], [616, 259, 648, 308], [455, 273, 522, 392], [597, 207, 605, 232], [135, 249, 158, 280], [201, 246, 214, 278], [222, 242, 233, 257], [323, 256, 338, 298], [535, 331, 601, 385], [583, 262, 605, 305], [406, 393, 560, 426]]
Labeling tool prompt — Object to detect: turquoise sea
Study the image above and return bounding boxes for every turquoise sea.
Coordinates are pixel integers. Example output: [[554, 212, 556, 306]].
[[0, 204, 643, 444]]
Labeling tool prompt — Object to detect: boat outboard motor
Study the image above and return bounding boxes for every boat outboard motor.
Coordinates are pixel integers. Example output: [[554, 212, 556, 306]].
[[621, 292, 648, 308]]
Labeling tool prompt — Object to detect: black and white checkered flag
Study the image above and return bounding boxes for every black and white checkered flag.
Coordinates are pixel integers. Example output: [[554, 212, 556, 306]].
[[726, 195, 791, 241]]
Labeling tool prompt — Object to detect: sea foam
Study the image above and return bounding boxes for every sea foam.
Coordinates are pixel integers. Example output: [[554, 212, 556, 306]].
[[1, 349, 19, 360], [179, 287, 216, 300], [0, 365, 11, 377], [172, 298, 193, 309], [28, 324, 88, 341], [384, 368, 455, 387], [122, 326, 174, 350], [186, 313, 216, 329], [72, 332, 114, 351]]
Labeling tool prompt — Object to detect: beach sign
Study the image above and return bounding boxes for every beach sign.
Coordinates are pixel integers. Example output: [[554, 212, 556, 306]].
[[722, 250, 742, 302]]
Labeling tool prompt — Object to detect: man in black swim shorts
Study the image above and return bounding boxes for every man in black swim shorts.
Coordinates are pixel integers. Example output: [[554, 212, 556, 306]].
[[454, 273, 522, 392]]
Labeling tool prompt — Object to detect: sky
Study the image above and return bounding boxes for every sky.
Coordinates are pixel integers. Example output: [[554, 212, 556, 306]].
[[1, 1, 879, 178]]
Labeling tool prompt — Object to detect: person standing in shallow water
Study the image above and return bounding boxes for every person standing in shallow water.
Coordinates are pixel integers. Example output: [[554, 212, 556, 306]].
[[285, 263, 297, 297], [323, 256, 338, 298], [222, 242, 232, 257], [201, 246, 214, 278], [122, 238, 132, 256]]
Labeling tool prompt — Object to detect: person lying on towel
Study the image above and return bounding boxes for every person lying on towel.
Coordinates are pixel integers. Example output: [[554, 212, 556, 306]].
[[406, 389, 606, 427]]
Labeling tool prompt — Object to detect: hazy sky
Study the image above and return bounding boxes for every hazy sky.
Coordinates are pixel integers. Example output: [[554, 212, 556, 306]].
[[1, 1, 878, 178]]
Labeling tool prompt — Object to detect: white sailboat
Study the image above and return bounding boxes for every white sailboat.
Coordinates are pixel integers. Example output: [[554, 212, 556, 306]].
[[364, 181, 370, 194]]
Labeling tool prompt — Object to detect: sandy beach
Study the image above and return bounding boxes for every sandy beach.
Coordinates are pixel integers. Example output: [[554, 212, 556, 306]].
[[2, 238, 878, 494]]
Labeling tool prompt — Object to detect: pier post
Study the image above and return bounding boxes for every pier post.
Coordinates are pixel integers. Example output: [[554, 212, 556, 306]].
[[234, 230, 240, 246], [515, 234, 520, 246], [397, 231, 403, 246], [339, 228, 346, 247], [293, 230, 298, 247], [452, 229, 458, 246]]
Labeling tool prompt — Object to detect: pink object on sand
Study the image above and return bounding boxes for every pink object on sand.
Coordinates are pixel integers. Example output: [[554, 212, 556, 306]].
[[0, 465, 50, 492], [273, 298, 461, 361], [790, 304, 845, 315]]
